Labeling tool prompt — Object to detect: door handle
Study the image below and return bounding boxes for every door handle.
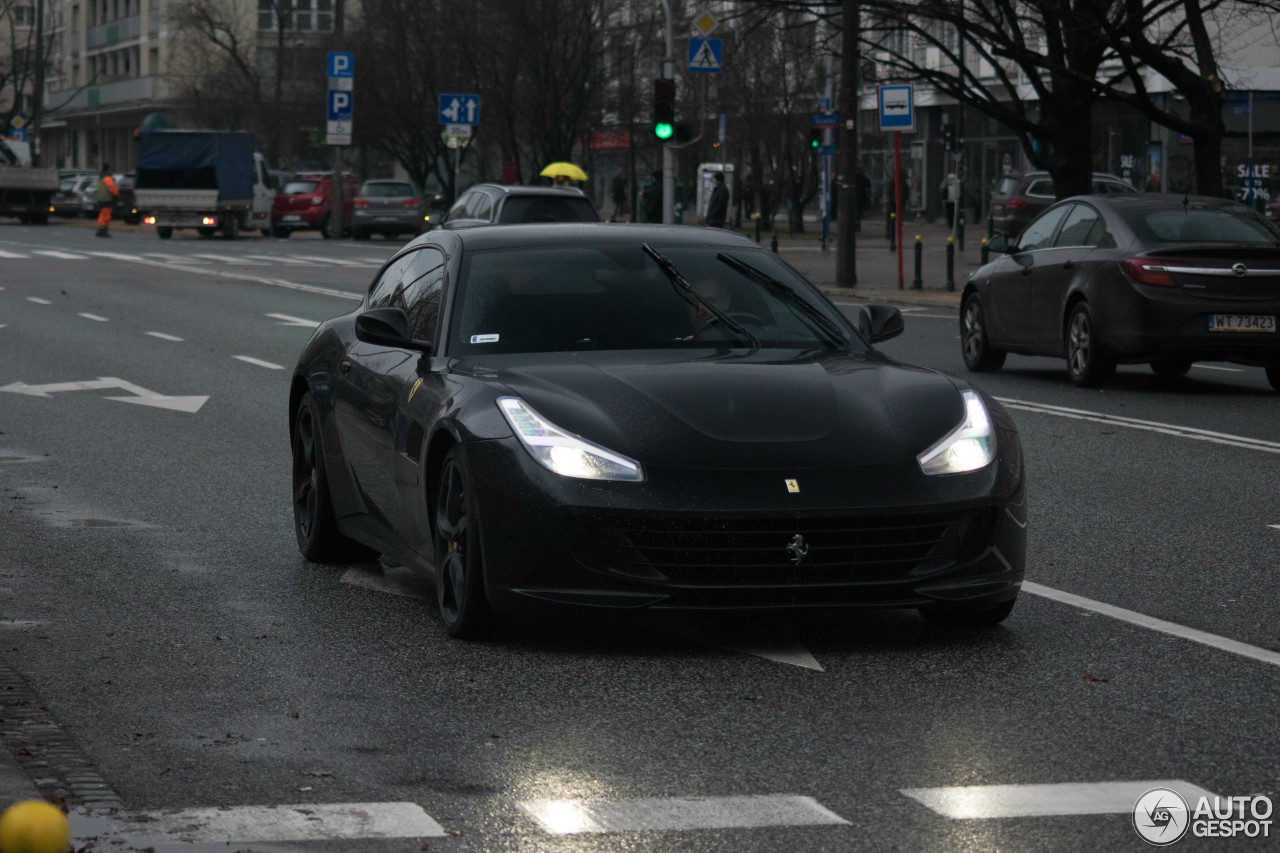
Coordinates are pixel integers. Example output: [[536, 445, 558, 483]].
[[339, 361, 352, 374]]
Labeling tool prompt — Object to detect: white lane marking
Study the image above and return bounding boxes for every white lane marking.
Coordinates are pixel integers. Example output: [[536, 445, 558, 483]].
[[267, 312, 321, 328], [0, 376, 207, 413], [144, 331, 184, 341], [1270, 524, 1280, 531], [519, 795, 849, 834], [83, 251, 139, 261], [71, 802, 446, 843], [901, 780, 1218, 819], [141, 253, 211, 264], [232, 355, 285, 369], [1024, 581, 1280, 668], [78, 313, 108, 322], [192, 253, 267, 266], [1192, 363, 1243, 372], [996, 397, 1280, 455], [244, 254, 316, 265], [31, 250, 87, 260], [358, 257, 391, 264], [341, 565, 429, 600], [288, 254, 378, 267], [26, 297, 52, 304], [0, 250, 27, 258]]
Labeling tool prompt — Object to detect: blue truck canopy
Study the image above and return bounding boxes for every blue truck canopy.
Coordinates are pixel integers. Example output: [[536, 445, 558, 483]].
[[135, 131, 255, 200]]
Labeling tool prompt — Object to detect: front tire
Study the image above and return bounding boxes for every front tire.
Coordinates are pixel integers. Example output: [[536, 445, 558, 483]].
[[292, 393, 370, 563], [1065, 303, 1115, 387], [920, 597, 1017, 628], [433, 446, 495, 638], [960, 295, 1006, 372]]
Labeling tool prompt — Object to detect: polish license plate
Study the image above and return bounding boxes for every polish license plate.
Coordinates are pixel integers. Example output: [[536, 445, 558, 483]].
[[1208, 314, 1276, 332], [282, 214, 301, 222]]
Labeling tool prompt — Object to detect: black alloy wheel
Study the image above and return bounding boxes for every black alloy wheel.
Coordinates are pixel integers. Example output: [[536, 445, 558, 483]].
[[433, 446, 495, 638], [292, 393, 369, 563], [919, 597, 1017, 628], [1150, 360, 1192, 377], [961, 295, 1007, 372], [1065, 303, 1116, 387]]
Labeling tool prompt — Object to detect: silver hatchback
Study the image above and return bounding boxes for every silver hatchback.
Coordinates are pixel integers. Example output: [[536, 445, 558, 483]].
[[352, 179, 426, 240]]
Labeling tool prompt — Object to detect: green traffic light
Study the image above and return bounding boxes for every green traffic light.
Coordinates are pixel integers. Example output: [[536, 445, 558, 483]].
[[811, 138, 820, 148], [655, 122, 674, 140]]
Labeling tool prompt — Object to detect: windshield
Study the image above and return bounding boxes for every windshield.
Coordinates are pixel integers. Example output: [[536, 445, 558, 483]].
[[449, 243, 858, 356], [497, 196, 599, 223], [282, 180, 320, 195], [1127, 205, 1280, 244]]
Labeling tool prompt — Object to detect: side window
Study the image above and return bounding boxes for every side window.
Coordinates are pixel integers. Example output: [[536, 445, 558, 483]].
[[1053, 204, 1104, 247], [1017, 205, 1070, 251], [401, 248, 446, 342], [446, 192, 472, 222], [367, 254, 416, 309], [1026, 179, 1056, 197], [470, 192, 493, 222]]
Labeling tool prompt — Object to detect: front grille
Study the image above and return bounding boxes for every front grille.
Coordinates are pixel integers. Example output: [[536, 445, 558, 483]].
[[577, 508, 991, 586]]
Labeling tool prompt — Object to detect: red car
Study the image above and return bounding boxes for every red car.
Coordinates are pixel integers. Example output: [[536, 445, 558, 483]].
[[271, 172, 358, 238]]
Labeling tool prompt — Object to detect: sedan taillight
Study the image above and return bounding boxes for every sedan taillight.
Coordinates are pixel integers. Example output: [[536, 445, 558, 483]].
[[354, 199, 370, 208], [1119, 258, 1176, 287], [1005, 199, 1025, 212], [401, 199, 419, 208]]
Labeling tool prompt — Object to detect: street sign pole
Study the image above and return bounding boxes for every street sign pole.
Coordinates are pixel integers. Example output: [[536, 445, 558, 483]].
[[327, 52, 355, 240], [659, 0, 674, 224]]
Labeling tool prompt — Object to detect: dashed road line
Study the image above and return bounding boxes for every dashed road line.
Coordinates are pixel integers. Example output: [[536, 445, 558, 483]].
[[232, 355, 285, 369], [144, 331, 184, 341], [244, 254, 315, 265], [78, 313, 108, 322], [192, 253, 267, 265], [267, 312, 321, 327], [518, 795, 849, 834], [0, 250, 26, 258], [31, 250, 87, 260], [901, 780, 1218, 819], [141, 252, 211, 264], [26, 297, 51, 305], [289, 254, 378, 267], [1024, 581, 1280, 668], [997, 397, 1280, 455]]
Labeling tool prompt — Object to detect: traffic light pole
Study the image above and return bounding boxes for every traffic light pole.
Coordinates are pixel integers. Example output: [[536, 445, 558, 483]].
[[659, 0, 675, 224]]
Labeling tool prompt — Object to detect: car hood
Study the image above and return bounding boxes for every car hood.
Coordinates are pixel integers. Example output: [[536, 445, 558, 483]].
[[459, 351, 967, 469]]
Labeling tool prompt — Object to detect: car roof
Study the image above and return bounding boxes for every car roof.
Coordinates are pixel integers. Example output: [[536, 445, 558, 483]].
[[466, 183, 587, 199], [411, 222, 759, 254], [1081, 192, 1243, 210]]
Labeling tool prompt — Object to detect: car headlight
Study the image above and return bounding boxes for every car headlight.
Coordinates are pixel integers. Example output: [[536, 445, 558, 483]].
[[497, 397, 644, 482], [916, 389, 996, 475]]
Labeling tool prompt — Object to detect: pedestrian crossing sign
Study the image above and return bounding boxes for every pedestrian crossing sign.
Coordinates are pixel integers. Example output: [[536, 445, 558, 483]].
[[688, 38, 722, 73]]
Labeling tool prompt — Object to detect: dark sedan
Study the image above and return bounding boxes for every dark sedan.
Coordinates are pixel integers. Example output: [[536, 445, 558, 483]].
[[290, 225, 1026, 637], [962, 194, 1280, 389]]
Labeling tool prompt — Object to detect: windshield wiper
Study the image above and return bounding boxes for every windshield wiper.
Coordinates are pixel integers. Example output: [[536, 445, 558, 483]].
[[642, 243, 759, 350], [715, 252, 848, 346]]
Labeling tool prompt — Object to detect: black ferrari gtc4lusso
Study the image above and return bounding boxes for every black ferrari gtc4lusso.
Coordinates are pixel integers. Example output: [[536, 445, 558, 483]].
[[289, 224, 1026, 637]]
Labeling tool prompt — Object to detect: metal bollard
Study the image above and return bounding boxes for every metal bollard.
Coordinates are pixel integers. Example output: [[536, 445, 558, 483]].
[[958, 212, 965, 252], [912, 235, 923, 289], [888, 213, 896, 252], [754, 213, 762, 244], [945, 236, 955, 292], [980, 237, 989, 265], [771, 234, 778, 254], [886, 209, 894, 242]]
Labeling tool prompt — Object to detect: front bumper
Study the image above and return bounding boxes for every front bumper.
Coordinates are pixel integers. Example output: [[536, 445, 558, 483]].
[[465, 432, 1026, 616]]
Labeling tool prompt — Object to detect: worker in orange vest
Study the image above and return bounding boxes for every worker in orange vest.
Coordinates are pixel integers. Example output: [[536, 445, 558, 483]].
[[96, 163, 119, 237]]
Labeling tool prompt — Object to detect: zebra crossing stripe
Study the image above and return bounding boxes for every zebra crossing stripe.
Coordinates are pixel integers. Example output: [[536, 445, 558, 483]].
[[32, 250, 88, 260], [901, 780, 1219, 819], [518, 794, 849, 834], [0, 250, 26, 258]]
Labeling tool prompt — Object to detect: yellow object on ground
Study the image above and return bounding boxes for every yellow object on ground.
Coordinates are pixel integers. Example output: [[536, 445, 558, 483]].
[[0, 800, 69, 853]]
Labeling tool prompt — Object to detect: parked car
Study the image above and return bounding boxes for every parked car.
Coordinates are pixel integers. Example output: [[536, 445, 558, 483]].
[[52, 173, 97, 218], [288, 224, 1026, 638], [438, 184, 599, 229], [988, 171, 1135, 236], [351, 179, 425, 240], [270, 172, 358, 238], [961, 193, 1280, 390]]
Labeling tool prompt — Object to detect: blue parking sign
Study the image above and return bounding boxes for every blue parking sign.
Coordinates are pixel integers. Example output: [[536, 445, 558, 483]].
[[328, 52, 354, 78], [328, 91, 353, 122]]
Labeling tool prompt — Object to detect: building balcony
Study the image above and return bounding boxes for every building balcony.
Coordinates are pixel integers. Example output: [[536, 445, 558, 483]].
[[87, 15, 141, 51], [46, 76, 158, 116]]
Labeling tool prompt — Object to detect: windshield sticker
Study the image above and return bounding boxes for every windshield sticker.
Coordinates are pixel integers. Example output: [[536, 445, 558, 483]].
[[470, 334, 500, 344]]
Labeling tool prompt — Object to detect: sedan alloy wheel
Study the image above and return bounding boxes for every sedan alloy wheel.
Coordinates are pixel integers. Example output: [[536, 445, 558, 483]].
[[961, 296, 1006, 372], [1065, 303, 1116, 387]]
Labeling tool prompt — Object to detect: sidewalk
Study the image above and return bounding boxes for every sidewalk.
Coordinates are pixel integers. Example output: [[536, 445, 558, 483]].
[[730, 216, 983, 310]]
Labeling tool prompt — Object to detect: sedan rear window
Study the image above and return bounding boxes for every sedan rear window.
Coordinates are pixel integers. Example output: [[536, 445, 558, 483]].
[[282, 181, 320, 194], [1132, 207, 1280, 244], [498, 196, 599, 224], [361, 182, 415, 198], [993, 177, 1020, 196]]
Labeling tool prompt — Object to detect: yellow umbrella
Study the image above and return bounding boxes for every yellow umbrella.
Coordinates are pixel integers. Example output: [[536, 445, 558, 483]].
[[540, 162, 589, 182]]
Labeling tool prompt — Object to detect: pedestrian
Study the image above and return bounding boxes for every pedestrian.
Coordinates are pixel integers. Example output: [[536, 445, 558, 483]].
[[705, 171, 729, 228], [940, 168, 959, 227], [644, 170, 663, 223], [95, 163, 119, 238], [610, 172, 627, 222]]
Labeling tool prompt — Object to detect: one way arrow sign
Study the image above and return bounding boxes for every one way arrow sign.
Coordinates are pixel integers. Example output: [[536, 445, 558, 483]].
[[0, 377, 208, 413]]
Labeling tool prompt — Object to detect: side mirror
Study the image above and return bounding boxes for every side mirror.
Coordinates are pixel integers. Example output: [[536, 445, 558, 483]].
[[355, 307, 429, 351], [986, 233, 1010, 254], [858, 304, 905, 343]]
